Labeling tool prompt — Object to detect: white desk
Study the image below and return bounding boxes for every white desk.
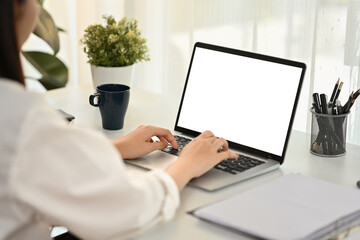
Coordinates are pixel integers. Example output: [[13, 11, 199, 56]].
[[44, 84, 360, 240]]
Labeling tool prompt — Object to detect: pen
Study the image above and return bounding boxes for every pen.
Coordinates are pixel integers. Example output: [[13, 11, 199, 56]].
[[312, 103, 321, 113], [333, 82, 343, 103], [313, 93, 321, 113], [329, 78, 339, 106], [320, 94, 328, 114], [335, 99, 342, 114]]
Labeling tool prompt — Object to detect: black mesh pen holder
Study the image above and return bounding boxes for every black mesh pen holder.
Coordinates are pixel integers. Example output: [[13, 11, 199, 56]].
[[310, 108, 349, 157]]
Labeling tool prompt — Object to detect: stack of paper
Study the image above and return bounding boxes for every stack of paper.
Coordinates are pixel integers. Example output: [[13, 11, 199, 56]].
[[193, 174, 360, 240]]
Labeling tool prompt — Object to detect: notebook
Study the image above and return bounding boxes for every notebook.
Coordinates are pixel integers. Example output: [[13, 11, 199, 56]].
[[191, 174, 360, 240], [126, 42, 306, 191]]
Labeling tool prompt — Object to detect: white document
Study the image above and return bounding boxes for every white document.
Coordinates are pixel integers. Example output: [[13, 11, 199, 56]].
[[193, 174, 360, 240]]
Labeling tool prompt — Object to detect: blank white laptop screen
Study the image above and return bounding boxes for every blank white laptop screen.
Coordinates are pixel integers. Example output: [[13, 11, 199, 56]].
[[177, 47, 303, 156]]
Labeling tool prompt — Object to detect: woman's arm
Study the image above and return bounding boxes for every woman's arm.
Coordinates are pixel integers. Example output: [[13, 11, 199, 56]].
[[113, 126, 238, 191], [112, 125, 178, 159], [11, 109, 180, 240]]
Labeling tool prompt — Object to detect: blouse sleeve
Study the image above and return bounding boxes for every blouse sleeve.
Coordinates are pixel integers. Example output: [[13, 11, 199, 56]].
[[9, 105, 180, 240]]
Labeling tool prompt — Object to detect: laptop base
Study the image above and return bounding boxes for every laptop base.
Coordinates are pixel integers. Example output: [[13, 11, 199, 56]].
[[126, 151, 279, 191]]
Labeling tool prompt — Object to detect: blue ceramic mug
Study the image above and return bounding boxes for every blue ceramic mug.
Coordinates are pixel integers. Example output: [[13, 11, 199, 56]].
[[89, 84, 130, 130]]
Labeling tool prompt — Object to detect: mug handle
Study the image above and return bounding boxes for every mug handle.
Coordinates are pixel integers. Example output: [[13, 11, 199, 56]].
[[89, 93, 101, 107]]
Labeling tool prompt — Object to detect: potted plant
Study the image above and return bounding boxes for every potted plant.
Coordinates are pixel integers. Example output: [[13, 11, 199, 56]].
[[81, 16, 150, 88], [23, 0, 68, 90]]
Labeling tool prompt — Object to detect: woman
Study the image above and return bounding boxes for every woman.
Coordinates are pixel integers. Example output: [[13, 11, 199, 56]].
[[0, 0, 238, 239]]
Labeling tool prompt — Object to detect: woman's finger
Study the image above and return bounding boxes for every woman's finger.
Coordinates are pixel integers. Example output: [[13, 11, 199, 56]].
[[208, 136, 218, 144], [158, 136, 169, 145], [213, 137, 229, 151], [145, 125, 178, 149], [144, 138, 168, 152], [216, 150, 239, 162], [197, 130, 215, 139]]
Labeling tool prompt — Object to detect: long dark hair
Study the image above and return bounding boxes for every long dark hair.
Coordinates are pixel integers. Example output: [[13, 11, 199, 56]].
[[0, 0, 26, 85]]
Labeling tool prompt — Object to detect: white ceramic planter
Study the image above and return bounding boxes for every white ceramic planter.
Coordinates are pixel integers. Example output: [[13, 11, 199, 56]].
[[90, 64, 135, 89]]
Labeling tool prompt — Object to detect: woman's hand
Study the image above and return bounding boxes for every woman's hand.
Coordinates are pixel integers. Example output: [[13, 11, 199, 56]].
[[166, 130, 238, 191], [113, 125, 178, 159]]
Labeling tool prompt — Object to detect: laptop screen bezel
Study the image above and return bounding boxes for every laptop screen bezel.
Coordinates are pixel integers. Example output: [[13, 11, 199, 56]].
[[174, 42, 306, 164]]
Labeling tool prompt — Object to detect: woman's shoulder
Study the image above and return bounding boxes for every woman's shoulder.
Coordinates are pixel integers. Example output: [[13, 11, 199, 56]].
[[0, 78, 47, 140], [0, 78, 43, 109]]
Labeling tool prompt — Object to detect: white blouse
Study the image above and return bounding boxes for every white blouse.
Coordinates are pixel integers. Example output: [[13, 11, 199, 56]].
[[0, 80, 179, 240]]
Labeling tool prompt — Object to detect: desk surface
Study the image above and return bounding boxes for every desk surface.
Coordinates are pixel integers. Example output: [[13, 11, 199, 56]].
[[44, 84, 360, 240]]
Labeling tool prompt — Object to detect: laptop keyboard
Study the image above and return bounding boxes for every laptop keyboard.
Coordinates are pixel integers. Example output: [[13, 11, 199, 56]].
[[162, 135, 192, 155], [162, 135, 265, 174], [214, 156, 264, 174]]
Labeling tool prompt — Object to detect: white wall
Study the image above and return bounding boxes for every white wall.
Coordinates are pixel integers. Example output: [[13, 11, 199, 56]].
[[24, 0, 360, 146]]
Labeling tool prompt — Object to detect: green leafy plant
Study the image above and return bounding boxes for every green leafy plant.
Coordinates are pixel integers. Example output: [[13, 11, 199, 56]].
[[81, 15, 150, 67], [22, 0, 68, 90]]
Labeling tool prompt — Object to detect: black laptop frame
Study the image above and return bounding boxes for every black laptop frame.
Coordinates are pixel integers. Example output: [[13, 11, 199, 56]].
[[174, 42, 306, 164]]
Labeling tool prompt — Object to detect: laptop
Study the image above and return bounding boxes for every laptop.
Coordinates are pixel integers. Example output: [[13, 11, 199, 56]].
[[127, 42, 306, 191]]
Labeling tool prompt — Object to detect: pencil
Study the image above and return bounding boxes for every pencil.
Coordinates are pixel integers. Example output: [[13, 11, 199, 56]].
[[349, 99, 356, 111], [342, 91, 354, 114], [329, 78, 340, 106], [333, 82, 343, 103], [353, 88, 360, 100], [348, 89, 360, 110]]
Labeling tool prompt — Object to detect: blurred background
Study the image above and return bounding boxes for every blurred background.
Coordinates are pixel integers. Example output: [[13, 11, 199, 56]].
[[22, 0, 360, 146]]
